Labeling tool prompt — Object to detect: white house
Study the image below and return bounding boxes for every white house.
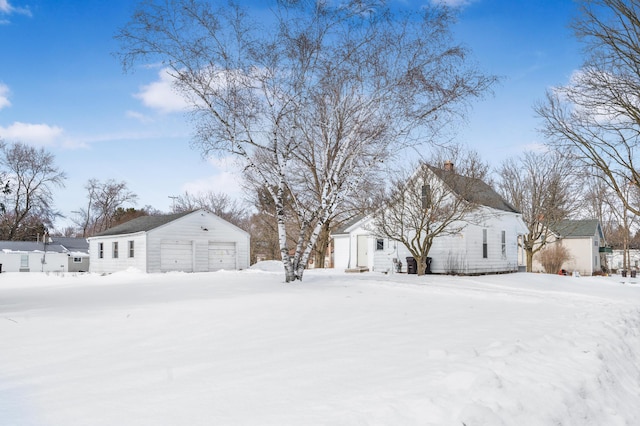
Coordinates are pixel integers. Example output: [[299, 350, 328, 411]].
[[87, 209, 250, 274], [606, 249, 640, 273], [332, 164, 528, 275], [0, 237, 89, 273], [530, 219, 606, 276]]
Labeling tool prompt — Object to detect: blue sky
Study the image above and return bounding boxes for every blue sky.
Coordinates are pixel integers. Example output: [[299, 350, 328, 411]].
[[0, 0, 582, 231]]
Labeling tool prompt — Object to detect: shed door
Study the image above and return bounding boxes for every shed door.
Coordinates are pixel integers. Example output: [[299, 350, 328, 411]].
[[209, 242, 236, 271], [357, 235, 368, 267], [160, 240, 193, 272]]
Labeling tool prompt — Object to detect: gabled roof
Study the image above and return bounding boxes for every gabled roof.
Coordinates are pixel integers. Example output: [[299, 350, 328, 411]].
[[333, 215, 369, 234], [553, 219, 603, 239], [427, 165, 519, 213], [92, 210, 195, 237], [51, 237, 89, 253]]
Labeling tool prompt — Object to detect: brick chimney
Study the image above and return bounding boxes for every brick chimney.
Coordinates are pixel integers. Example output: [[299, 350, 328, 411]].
[[443, 160, 454, 172]]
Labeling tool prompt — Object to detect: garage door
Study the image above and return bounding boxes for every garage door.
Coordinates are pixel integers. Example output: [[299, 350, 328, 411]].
[[209, 242, 236, 271], [160, 240, 193, 272]]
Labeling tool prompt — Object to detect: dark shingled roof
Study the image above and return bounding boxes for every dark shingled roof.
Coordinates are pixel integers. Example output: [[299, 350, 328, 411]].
[[51, 237, 89, 253], [553, 219, 602, 238], [93, 210, 195, 237], [428, 166, 519, 213]]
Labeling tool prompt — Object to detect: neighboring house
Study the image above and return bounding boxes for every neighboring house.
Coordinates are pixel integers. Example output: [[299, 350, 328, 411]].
[[87, 209, 250, 274], [530, 219, 605, 276], [0, 237, 89, 273], [332, 164, 528, 275], [54, 237, 91, 272], [606, 249, 640, 272]]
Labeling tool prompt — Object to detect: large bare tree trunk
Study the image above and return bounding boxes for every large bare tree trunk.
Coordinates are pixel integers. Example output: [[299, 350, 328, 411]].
[[526, 250, 534, 273], [314, 222, 331, 269]]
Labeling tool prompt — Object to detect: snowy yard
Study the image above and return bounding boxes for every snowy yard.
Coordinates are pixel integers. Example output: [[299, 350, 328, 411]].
[[1, 264, 640, 425]]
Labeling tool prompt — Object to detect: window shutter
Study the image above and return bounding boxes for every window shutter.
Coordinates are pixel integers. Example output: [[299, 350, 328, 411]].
[[422, 185, 431, 210]]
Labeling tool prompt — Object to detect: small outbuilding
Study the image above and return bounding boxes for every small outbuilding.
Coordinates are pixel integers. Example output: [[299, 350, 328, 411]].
[[87, 209, 250, 274], [530, 219, 606, 276]]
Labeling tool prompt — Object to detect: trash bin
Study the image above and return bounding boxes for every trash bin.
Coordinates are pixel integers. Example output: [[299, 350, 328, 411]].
[[406, 257, 417, 274], [622, 269, 627, 277], [426, 257, 432, 274], [632, 270, 637, 278]]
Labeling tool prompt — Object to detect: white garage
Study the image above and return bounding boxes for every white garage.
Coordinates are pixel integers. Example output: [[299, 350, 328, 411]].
[[88, 209, 250, 274]]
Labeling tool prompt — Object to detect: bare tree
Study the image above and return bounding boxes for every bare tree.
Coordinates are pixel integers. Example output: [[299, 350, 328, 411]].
[[116, 0, 494, 281], [73, 179, 137, 236], [170, 190, 248, 229], [373, 159, 487, 275], [581, 170, 640, 271], [537, 0, 640, 217], [495, 150, 580, 272], [0, 141, 66, 240]]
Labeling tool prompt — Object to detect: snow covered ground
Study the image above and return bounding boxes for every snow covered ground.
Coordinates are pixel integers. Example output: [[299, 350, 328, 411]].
[[1, 264, 640, 425]]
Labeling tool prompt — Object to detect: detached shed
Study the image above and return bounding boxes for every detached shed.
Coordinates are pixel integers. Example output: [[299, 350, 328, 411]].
[[87, 209, 250, 274]]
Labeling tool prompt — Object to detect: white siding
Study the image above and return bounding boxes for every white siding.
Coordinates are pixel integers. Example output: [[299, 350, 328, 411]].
[[333, 218, 377, 271], [88, 210, 250, 274], [0, 251, 70, 273], [146, 210, 249, 273], [344, 208, 524, 275], [530, 231, 601, 276], [88, 233, 147, 274]]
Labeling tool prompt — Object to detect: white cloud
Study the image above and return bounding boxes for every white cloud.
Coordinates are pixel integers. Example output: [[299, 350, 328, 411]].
[[0, 0, 32, 17], [181, 156, 246, 199], [126, 110, 154, 124], [134, 68, 190, 114], [0, 83, 10, 109], [0, 122, 64, 146]]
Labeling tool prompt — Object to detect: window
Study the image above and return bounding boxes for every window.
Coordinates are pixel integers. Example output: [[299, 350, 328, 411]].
[[20, 255, 28, 268], [421, 184, 431, 209], [501, 231, 506, 259], [376, 238, 384, 251], [73, 257, 82, 263], [113, 242, 119, 259], [98, 242, 104, 259], [128, 240, 135, 258], [482, 229, 488, 259]]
